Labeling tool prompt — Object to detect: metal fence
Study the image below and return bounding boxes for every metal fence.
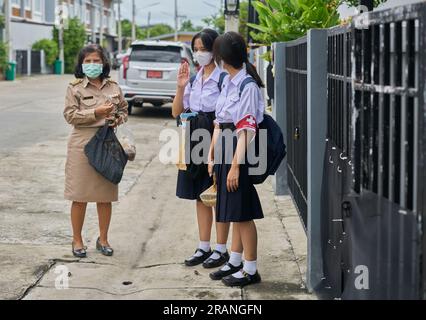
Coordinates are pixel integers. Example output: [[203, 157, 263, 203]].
[[340, 4, 425, 299], [15, 50, 43, 76], [285, 37, 308, 229], [276, 1, 426, 299]]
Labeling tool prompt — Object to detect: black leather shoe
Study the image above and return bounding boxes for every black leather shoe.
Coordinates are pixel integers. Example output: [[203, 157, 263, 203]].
[[209, 262, 243, 280], [202, 250, 230, 269], [96, 237, 114, 257], [222, 270, 262, 287], [72, 242, 87, 258], [184, 248, 212, 267]]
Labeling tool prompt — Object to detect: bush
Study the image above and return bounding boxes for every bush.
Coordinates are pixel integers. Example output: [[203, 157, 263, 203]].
[[0, 42, 8, 75], [32, 39, 58, 66], [53, 18, 87, 74]]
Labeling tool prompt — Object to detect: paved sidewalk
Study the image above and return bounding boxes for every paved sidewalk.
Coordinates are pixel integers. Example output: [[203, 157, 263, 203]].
[[21, 157, 310, 299], [0, 73, 312, 300]]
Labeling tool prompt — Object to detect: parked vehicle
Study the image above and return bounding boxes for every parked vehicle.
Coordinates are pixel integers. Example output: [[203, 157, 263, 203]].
[[118, 40, 197, 115], [112, 49, 130, 70]]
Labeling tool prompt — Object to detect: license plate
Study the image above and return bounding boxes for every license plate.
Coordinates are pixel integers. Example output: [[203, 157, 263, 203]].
[[147, 70, 163, 79]]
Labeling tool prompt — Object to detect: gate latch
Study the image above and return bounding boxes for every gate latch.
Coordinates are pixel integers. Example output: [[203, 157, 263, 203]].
[[342, 201, 351, 218], [294, 127, 300, 140]]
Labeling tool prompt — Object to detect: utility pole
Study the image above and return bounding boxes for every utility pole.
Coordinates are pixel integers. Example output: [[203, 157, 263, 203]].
[[131, 0, 136, 42], [91, 0, 96, 43], [99, 0, 104, 46], [58, 0, 65, 74], [4, 0, 12, 61], [174, 0, 178, 41], [117, 0, 122, 53], [147, 11, 151, 39]]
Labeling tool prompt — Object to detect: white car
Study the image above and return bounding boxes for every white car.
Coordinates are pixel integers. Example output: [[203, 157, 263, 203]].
[[118, 40, 198, 115]]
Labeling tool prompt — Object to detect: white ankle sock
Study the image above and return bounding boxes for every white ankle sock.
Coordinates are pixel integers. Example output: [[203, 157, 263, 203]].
[[232, 261, 257, 279], [194, 241, 210, 257], [243, 260, 257, 275], [221, 252, 242, 271], [210, 243, 227, 260]]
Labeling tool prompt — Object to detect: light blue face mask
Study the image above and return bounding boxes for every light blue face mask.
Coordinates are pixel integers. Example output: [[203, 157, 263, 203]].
[[82, 63, 103, 79]]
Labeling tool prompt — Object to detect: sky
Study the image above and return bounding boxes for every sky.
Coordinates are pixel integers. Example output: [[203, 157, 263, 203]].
[[118, 0, 224, 29]]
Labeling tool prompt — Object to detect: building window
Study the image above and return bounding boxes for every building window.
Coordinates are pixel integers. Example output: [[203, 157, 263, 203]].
[[11, 0, 20, 7], [33, 0, 42, 13], [86, 5, 91, 25], [103, 11, 107, 29]]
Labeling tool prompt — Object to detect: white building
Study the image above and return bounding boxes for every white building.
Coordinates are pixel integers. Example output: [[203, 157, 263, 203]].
[[2, 0, 118, 75]]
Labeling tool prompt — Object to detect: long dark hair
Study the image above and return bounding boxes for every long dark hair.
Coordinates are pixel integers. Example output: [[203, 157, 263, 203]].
[[214, 32, 264, 88], [74, 44, 111, 80], [191, 28, 220, 52]]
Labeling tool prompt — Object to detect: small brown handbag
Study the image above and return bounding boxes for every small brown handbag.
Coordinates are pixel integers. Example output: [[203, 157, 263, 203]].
[[200, 175, 217, 207]]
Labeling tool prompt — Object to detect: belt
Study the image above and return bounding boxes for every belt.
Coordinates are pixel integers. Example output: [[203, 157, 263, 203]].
[[219, 123, 236, 130]]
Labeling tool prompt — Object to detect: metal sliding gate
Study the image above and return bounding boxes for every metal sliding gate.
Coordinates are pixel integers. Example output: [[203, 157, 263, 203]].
[[318, 3, 426, 299], [285, 37, 308, 229], [320, 24, 353, 299]]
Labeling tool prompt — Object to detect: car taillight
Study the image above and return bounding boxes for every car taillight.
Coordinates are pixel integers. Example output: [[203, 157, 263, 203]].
[[123, 55, 130, 79]]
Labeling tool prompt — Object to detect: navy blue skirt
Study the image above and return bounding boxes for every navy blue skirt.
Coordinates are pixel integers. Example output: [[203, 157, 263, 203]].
[[176, 111, 215, 201], [214, 124, 264, 223], [176, 167, 212, 201]]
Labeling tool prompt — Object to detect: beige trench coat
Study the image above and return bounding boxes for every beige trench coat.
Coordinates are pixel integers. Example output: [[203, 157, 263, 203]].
[[64, 76, 128, 203]]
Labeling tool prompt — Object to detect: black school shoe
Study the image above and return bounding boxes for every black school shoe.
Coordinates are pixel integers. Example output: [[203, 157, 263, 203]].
[[184, 248, 212, 266], [202, 250, 230, 269], [209, 262, 243, 280], [222, 270, 262, 287]]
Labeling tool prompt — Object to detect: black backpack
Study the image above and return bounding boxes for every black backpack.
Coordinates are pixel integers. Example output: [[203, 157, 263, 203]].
[[239, 77, 287, 185]]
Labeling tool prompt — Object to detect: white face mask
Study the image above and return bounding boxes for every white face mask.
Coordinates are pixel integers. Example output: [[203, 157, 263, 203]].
[[194, 51, 213, 67]]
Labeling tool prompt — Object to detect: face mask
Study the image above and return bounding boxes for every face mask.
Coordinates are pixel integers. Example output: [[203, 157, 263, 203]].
[[82, 63, 103, 79], [194, 51, 213, 67]]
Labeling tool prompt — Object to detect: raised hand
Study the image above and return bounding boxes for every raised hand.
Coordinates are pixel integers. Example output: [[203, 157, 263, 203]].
[[177, 61, 190, 89]]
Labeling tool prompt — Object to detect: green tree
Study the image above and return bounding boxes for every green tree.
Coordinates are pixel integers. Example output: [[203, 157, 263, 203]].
[[248, 0, 341, 44], [202, 0, 249, 35], [120, 19, 146, 40], [0, 42, 8, 75], [32, 39, 59, 66], [148, 23, 174, 38], [248, 0, 387, 48], [53, 18, 87, 73], [180, 19, 203, 32]]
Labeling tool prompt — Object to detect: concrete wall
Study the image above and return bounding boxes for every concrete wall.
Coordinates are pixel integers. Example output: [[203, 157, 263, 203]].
[[10, 21, 53, 51]]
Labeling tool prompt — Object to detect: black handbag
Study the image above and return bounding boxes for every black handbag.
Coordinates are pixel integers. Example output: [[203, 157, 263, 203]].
[[84, 124, 128, 185]]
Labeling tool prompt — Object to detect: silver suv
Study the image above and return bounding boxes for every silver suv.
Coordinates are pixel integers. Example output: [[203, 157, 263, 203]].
[[118, 40, 197, 114]]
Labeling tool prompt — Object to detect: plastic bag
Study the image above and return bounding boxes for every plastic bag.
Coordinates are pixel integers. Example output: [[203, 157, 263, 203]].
[[116, 124, 136, 161], [84, 124, 128, 185], [176, 112, 198, 170]]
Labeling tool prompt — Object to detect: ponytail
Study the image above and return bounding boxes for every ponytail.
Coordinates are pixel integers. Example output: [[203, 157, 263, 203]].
[[245, 61, 264, 88], [215, 32, 265, 88]]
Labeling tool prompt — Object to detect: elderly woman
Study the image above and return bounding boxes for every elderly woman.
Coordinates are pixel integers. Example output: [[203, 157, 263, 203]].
[[64, 44, 128, 258]]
